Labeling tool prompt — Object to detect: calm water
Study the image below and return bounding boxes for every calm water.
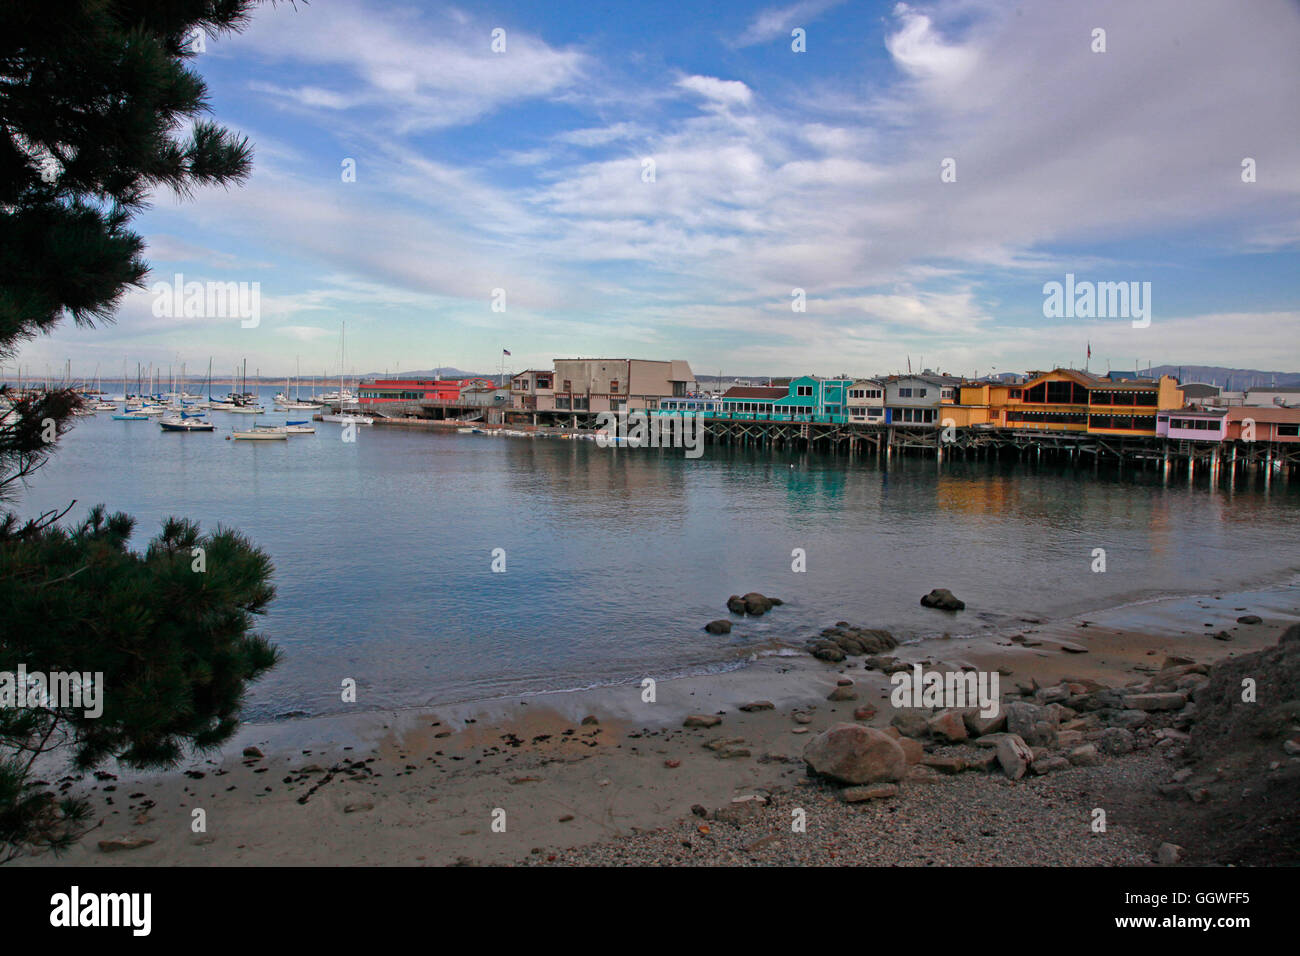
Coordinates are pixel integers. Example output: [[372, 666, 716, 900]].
[[11, 385, 1300, 720]]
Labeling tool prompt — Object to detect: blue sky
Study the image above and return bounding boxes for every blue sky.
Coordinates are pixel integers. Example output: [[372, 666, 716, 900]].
[[12, 0, 1300, 382]]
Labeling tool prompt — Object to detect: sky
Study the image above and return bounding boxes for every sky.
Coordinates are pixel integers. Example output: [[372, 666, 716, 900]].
[[11, 0, 1300, 383]]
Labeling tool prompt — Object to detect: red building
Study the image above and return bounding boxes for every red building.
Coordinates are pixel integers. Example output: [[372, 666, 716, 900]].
[[357, 379, 469, 404]]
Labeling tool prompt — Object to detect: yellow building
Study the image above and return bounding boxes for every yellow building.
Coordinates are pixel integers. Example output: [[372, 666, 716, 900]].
[[1000, 369, 1182, 436]]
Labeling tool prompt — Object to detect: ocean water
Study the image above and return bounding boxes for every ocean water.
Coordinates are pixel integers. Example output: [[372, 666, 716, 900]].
[[10, 385, 1300, 720]]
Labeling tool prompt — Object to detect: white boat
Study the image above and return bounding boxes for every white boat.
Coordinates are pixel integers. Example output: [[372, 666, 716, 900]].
[[232, 428, 287, 440], [227, 405, 265, 415], [283, 420, 315, 434], [321, 412, 372, 425]]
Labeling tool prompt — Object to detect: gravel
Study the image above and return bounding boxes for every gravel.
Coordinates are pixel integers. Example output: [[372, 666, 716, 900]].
[[519, 749, 1168, 866]]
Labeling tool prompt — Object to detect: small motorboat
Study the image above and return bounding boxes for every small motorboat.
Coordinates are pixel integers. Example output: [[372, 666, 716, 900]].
[[112, 411, 148, 420], [232, 428, 287, 440], [321, 412, 373, 425]]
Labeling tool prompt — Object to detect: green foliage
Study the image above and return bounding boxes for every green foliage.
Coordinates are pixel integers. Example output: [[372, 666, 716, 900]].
[[0, 0, 279, 861], [0, 0, 258, 354]]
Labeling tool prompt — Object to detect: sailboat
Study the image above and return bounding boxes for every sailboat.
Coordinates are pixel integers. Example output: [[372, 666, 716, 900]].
[[228, 360, 265, 413], [276, 357, 322, 409], [160, 411, 214, 432], [321, 323, 373, 425]]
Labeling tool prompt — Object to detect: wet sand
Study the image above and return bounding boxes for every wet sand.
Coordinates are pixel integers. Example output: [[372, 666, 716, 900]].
[[15, 582, 1298, 867]]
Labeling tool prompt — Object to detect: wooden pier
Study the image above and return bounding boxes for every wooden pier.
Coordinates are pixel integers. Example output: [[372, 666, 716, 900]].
[[337, 400, 1299, 481]]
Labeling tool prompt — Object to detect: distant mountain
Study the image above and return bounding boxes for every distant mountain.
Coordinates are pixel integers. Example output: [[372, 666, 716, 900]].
[[1146, 366, 1300, 389], [358, 368, 508, 383]]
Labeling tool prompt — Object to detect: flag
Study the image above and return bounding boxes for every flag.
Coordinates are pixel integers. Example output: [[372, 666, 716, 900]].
[[1087, 341, 1091, 360], [502, 349, 511, 356]]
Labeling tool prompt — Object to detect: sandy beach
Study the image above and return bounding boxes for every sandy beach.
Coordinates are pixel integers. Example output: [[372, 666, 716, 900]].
[[15, 580, 1299, 867]]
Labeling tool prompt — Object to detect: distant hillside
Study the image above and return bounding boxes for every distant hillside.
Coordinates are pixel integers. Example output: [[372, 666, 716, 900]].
[[1147, 366, 1300, 389]]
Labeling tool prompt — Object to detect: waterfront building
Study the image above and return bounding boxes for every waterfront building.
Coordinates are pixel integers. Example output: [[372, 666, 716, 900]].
[[999, 368, 1182, 437], [1241, 386, 1300, 408], [1180, 383, 1222, 405], [883, 374, 960, 425], [1224, 406, 1300, 442], [846, 379, 886, 423], [357, 378, 467, 404], [510, 370, 554, 411], [718, 376, 853, 420], [551, 358, 695, 413], [1157, 408, 1228, 441]]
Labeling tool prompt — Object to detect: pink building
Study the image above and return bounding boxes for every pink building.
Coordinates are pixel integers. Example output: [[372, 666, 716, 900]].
[[1156, 408, 1227, 441]]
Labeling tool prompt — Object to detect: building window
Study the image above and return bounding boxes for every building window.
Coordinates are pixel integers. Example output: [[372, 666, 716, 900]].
[[796, 385, 813, 397], [919, 388, 927, 397], [898, 388, 913, 398], [1278, 424, 1299, 437], [609, 380, 620, 392], [563, 380, 572, 392], [1010, 389, 1022, 399], [536, 377, 551, 389], [556, 397, 571, 409]]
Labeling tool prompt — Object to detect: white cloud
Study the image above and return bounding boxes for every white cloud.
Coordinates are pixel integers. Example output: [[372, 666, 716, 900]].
[[676, 75, 753, 109]]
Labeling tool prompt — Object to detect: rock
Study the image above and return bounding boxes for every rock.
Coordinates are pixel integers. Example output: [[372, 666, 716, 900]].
[[739, 700, 774, 712], [742, 592, 774, 616], [344, 801, 374, 814], [581, 715, 599, 725], [803, 723, 907, 785], [920, 588, 965, 611], [1212, 630, 1233, 641], [726, 595, 747, 614], [827, 684, 857, 702], [793, 712, 814, 725], [683, 714, 722, 728], [927, 709, 969, 742], [1030, 755, 1071, 775], [703, 737, 746, 752], [921, 755, 966, 774], [664, 758, 681, 768], [242, 746, 263, 759], [1108, 709, 1151, 730], [894, 736, 924, 765], [1098, 727, 1135, 755], [856, 629, 899, 654], [1004, 701, 1059, 747], [1284, 737, 1300, 756], [890, 710, 931, 738], [1058, 641, 1088, 653], [1236, 615, 1262, 625], [811, 645, 847, 663], [966, 750, 999, 772], [839, 783, 899, 803], [852, 705, 877, 721], [864, 655, 909, 674], [98, 837, 155, 853], [1035, 685, 1070, 705], [1157, 842, 1184, 865], [995, 734, 1034, 779], [704, 619, 733, 634], [963, 709, 1007, 738], [1125, 692, 1188, 711]]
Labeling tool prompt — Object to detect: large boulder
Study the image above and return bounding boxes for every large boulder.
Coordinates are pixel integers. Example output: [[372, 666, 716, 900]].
[[803, 723, 907, 785], [704, 619, 733, 634], [1004, 701, 1059, 747], [920, 588, 966, 611], [995, 734, 1034, 779]]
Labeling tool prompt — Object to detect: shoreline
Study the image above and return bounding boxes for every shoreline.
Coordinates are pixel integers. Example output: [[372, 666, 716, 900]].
[[15, 581, 1298, 867]]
